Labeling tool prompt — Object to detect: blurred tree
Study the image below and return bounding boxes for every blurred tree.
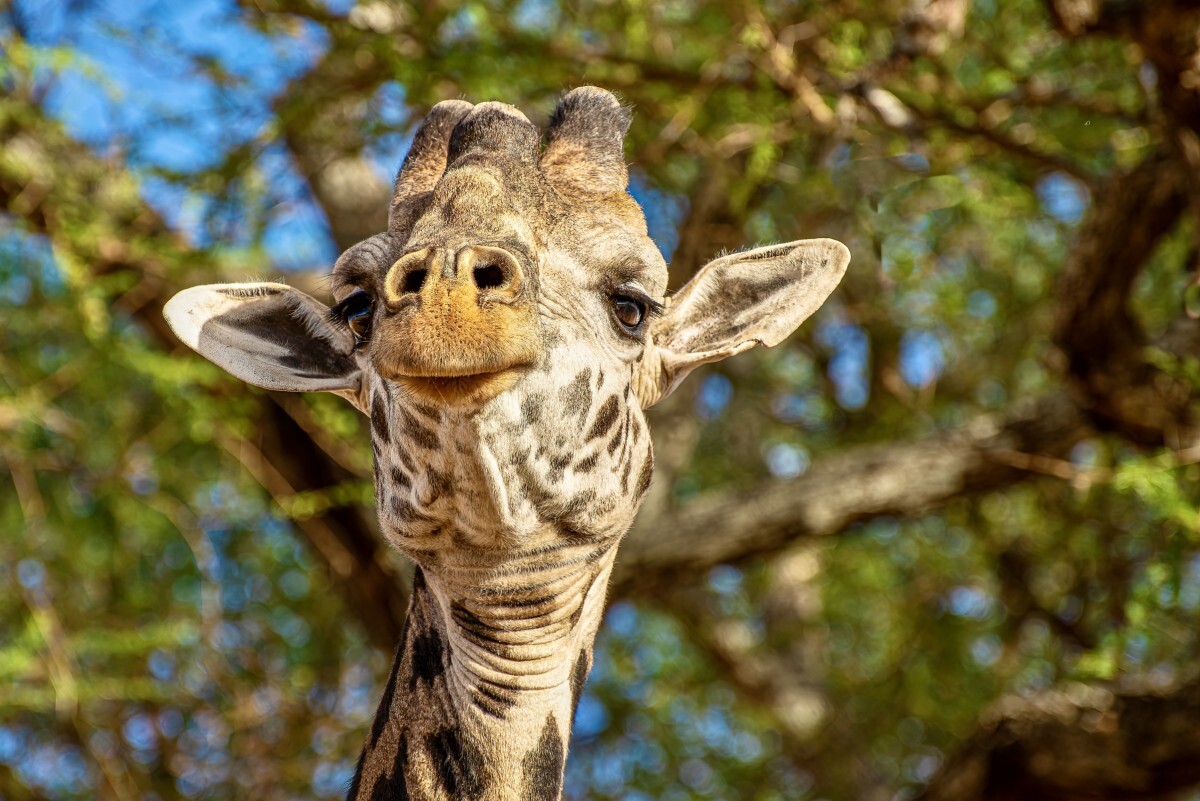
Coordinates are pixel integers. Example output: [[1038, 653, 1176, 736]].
[[2, 0, 1200, 799]]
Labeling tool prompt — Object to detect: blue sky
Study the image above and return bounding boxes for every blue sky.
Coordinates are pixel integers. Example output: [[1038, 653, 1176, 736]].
[[14, 0, 348, 269]]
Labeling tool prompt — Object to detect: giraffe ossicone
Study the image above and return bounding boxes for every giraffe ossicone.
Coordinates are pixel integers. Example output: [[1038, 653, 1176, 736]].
[[164, 87, 850, 801]]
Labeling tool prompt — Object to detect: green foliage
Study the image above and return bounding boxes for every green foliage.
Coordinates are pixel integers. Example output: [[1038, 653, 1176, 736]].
[[3, 1, 1200, 799], [0, 234, 385, 797]]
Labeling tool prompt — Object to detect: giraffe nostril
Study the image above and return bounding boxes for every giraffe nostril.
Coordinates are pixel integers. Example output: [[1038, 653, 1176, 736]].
[[473, 264, 506, 290], [403, 269, 428, 294]]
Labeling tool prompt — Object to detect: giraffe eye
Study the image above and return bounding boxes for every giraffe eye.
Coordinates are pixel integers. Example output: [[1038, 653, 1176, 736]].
[[609, 286, 662, 336], [334, 290, 374, 345], [612, 296, 646, 330]]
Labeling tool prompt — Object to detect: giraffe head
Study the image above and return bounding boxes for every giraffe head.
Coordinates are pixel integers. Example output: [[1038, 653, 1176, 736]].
[[164, 87, 849, 545]]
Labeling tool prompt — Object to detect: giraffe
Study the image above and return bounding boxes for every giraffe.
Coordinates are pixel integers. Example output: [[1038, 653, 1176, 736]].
[[163, 88, 849, 801]]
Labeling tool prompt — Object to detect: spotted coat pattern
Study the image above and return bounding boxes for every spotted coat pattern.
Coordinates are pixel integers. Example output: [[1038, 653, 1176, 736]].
[[160, 86, 849, 801]]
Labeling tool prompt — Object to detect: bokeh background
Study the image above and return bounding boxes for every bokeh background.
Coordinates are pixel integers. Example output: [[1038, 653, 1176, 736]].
[[3, 0, 1200, 799]]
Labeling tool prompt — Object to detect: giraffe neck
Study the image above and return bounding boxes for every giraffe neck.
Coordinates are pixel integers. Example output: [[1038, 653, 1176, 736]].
[[354, 359, 653, 800], [349, 545, 615, 801]]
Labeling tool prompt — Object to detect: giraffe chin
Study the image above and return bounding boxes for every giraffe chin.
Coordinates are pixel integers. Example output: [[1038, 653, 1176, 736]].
[[393, 368, 525, 407]]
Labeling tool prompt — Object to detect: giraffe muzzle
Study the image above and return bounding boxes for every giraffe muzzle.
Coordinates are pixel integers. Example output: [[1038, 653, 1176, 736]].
[[370, 245, 543, 404]]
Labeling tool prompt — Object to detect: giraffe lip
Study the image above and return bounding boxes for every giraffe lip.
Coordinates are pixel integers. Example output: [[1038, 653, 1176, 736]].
[[398, 365, 521, 379], [394, 368, 527, 405]]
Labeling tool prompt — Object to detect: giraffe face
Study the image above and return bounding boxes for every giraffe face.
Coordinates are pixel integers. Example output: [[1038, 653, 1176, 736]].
[[321, 132, 671, 541], [333, 97, 666, 413], [327, 150, 667, 416], [163, 88, 850, 542]]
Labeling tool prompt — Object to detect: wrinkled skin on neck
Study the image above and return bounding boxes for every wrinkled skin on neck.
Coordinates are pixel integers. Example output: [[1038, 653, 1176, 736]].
[[353, 350, 649, 799]]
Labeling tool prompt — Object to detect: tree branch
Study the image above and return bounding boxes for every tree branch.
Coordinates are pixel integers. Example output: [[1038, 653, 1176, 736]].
[[1052, 148, 1193, 445], [920, 678, 1200, 801], [1048, 0, 1200, 446], [614, 394, 1089, 594]]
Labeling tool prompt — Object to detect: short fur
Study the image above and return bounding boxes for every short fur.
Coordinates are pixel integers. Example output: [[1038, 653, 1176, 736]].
[[162, 86, 850, 801]]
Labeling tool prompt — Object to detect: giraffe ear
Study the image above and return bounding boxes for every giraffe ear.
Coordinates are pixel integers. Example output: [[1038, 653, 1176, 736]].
[[635, 239, 850, 407], [164, 282, 367, 410]]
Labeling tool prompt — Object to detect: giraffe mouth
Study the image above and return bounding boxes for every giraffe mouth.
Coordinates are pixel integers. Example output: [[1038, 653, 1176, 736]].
[[393, 367, 527, 405]]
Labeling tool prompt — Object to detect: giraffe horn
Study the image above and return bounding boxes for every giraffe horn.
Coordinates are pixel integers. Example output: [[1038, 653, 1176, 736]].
[[540, 86, 631, 193], [446, 101, 541, 169], [389, 99, 475, 233]]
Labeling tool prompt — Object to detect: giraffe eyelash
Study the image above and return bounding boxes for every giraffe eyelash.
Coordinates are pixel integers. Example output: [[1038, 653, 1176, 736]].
[[330, 290, 374, 344], [330, 291, 367, 320], [638, 295, 666, 318], [610, 286, 664, 318]]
